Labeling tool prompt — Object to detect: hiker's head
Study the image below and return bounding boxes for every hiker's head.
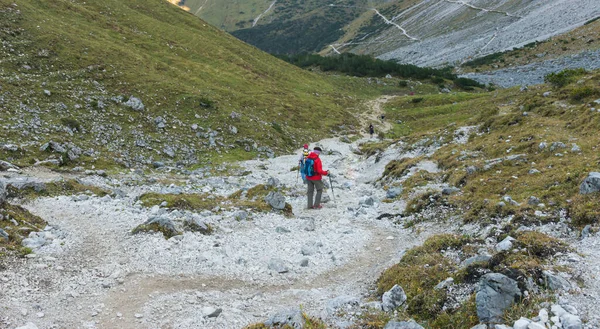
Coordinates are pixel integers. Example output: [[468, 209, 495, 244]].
[[313, 146, 322, 155], [303, 144, 309, 149]]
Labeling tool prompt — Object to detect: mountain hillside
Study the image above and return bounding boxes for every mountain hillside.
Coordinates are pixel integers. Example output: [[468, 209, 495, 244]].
[[0, 0, 392, 171], [182, 0, 600, 67]]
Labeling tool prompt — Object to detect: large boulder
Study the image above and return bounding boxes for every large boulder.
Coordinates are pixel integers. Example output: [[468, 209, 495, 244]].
[[264, 308, 304, 329], [561, 313, 583, 329], [383, 320, 424, 329], [264, 191, 286, 210], [382, 284, 407, 312], [476, 273, 522, 324], [542, 270, 571, 292], [580, 172, 600, 194]]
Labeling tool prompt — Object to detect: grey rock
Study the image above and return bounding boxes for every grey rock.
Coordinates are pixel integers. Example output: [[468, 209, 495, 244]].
[[542, 271, 571, 291], [560, 313, 582, 329], [434, 277, 454, 290], [502, 195, 519, 206], [301, 244, 317, 256], [43, 89, 51, 96], [124, 96, 145, 111], [494, 325, 511, 329], [476, 273, 522, 323], [265, 308, 304, 329], [571, 144, 581, 152], [442, 187, 460, 195], [466, 166, 478, 175], [581, 225, 591, 239], [526, 323, 545, 329], [580, 172, 600, 194], [0, 181, 6, 204], [229, 125, 238, 135], [383, 320, 424, 329], [543, 91, 552, 97], [513, 318, 531, 329], [275, 226, 290, 234], [382, 284, 407, 312], [268, 258, 288, 273], [327, 296, 360, 315], [266, 177, 280, 187], [152, 161, 165, 169], [539, 142, 548, 150], [359, 196, 376, 207], [0, 228, 9, 241], [495, 236, 515, 252], [470, 325, 487, 329], [0, 160, 19, 171], [527, 196, 540, 206], [202, 307, 222, 318], [462, 254, 492, 267], [550, 142, 566, 151], [184, 217, 211, 234], [304, 218, 315, 231], [141, 215, 179, 237], [264, 191, 286, 210], [300, 258, 309, 267], [233, 210, 248, 221], [529, 169, 541, 175], [562, 304, 578, 315], [163, 146, 175, 158], [386, 187, 403, 199]]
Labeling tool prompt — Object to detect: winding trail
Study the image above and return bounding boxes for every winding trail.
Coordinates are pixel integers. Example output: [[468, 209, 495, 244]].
[[0, 96, 444, 329]]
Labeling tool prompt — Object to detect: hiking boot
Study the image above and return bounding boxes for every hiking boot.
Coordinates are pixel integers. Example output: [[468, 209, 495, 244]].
[[312, 205, 323, 209]]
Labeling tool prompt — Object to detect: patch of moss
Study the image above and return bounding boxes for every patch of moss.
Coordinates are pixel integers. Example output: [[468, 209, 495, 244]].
[[377, 235, 471, 322], [349, 311, 391, 329], [131, 222, 181, 239], [568, 194, 600, 226], [0, 203, 47, 256], [382, 157, 423, 179], [7, 179, 110, 199]]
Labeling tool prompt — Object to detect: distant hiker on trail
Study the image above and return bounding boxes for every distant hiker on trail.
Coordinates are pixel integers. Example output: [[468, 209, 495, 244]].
[[369, 124, 374, 138], [303, 146, 329, 209], [380, 114, 385, 122], [298, 144, 310, 183]]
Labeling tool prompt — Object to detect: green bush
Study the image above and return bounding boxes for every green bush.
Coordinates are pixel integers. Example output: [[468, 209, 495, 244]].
[[544, 68, 587, 88], [398, 80, 409, 87]]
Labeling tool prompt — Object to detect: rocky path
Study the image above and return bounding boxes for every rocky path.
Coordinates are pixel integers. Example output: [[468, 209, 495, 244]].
[[0, 128, 448, 329]]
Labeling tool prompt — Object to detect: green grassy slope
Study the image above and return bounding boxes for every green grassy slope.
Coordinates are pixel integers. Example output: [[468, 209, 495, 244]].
[[0, 0, 390, 170]]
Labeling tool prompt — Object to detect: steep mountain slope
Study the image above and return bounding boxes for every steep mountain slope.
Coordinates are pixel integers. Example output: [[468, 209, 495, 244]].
[[0, 0, 389, 171], [183, 0, 600, 67]]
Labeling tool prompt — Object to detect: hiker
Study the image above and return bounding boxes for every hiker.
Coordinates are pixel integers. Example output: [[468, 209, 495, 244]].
[[298, 144, 310, 183], [369, 124, 374, 138], [305, 146, 329, 209], [380, 114, 385, 122]]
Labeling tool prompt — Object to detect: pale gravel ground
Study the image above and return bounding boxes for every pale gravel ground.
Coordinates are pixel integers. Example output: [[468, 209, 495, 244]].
[[2, 130, 599, 329], [0, 136, 442, 329]]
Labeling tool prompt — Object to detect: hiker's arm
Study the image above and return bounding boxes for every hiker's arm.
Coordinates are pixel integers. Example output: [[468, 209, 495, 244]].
[[316, 159, 328, 176]]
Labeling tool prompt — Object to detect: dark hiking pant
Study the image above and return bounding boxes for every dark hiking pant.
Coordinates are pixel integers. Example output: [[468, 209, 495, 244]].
[[307, 179, 324, 208]]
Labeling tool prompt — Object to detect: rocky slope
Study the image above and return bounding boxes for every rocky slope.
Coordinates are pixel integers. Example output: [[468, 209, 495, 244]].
[[178, 0, 600, 67]]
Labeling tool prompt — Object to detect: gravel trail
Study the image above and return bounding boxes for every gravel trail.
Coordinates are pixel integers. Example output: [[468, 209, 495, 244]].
[[0, 125, 447, 328]]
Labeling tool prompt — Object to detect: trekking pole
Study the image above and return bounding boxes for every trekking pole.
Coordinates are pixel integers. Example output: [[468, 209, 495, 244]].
[[328, 174, 336, 202], [297, 165, 300, 184]]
